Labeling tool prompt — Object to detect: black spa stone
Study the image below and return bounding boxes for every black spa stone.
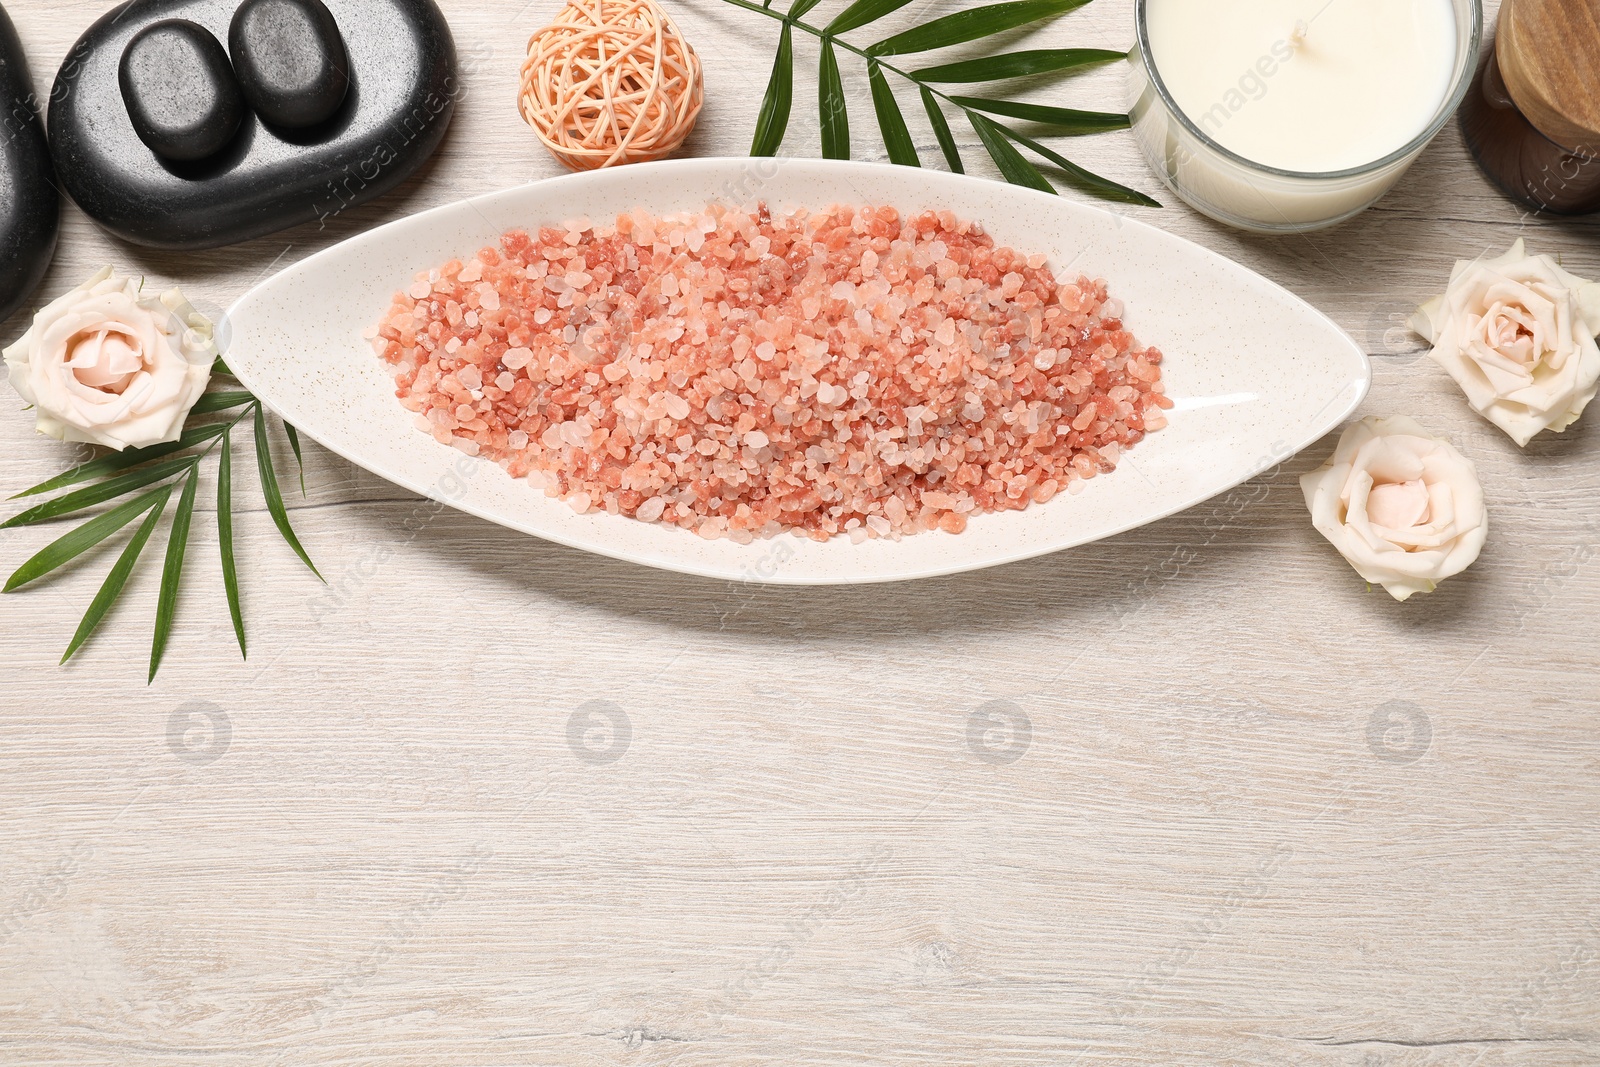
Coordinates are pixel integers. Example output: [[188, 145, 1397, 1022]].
[[119, 20, 245, 162], [0, 1, 58, 325], [49, 0, 456, 250], [229, 0, 349, 130]]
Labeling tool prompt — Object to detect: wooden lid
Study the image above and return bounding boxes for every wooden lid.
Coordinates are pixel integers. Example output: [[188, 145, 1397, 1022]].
[[1497, 0, 1600, 154]]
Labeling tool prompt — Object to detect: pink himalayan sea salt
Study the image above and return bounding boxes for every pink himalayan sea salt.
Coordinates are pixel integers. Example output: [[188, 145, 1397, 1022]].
[[372, 203, 1171, 542]]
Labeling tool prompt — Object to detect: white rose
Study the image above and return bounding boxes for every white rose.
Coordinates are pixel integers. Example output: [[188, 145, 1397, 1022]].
[[1300, 416, 1488, 602], [3, 267, 216, 451], [1411, 239, 1600, 447]]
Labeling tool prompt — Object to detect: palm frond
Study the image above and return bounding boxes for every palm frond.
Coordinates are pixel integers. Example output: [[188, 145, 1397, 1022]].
[[717, 0, 1157, 206], [3, 388, 319, 679]]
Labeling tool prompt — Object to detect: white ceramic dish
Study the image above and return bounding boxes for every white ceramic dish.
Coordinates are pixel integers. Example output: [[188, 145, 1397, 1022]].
[[224, 158, 1369, 585]]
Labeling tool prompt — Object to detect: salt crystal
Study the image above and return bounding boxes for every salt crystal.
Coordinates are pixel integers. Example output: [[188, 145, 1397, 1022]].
[[816, 382, 846, 406]]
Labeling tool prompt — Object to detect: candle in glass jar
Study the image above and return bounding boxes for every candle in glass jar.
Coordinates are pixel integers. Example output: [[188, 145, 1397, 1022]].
[[1129, 0, 1479, 232], [1145, 0, 1457, 173]]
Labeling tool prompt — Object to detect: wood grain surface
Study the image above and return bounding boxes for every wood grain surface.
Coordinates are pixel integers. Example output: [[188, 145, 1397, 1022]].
[[3, 1, 1598, 1064], [1498, 0, 1600, 150]]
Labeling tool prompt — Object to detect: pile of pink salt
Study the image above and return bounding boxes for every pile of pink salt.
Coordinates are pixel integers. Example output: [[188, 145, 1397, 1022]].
[[369, 203, 1171, 542]]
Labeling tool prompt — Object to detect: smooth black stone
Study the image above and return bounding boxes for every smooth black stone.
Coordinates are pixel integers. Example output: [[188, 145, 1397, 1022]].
[[50, 0, 456, 250], [0, 1, 58, 325], [119, 19, 244, 162], [229, 0, 349, 130]]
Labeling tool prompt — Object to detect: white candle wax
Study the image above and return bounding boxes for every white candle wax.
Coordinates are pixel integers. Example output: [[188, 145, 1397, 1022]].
[[1128, 0, 1475, 231], [1145, 0, 1458, 173]]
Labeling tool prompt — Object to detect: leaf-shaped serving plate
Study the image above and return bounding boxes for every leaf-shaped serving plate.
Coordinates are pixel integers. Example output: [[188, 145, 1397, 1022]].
[[225, 158, 1368, 585]]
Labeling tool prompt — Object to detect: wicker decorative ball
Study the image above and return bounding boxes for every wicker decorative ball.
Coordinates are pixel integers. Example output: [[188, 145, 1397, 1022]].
[[518, 0, 704, 171]]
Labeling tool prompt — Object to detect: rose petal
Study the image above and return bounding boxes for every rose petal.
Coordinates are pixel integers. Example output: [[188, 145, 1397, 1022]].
[[1367, 478, 1429, 530]]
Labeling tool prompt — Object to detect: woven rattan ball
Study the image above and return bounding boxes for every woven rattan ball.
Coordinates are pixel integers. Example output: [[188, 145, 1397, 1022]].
[[518, 0, 704, 171]]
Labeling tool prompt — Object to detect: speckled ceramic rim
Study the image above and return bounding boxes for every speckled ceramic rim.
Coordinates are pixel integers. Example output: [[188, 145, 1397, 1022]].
[[1134, 0, 1484, 182]]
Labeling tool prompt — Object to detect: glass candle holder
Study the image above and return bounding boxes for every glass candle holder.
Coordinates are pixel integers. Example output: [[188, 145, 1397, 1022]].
[[1127, 0, 1483, 234]]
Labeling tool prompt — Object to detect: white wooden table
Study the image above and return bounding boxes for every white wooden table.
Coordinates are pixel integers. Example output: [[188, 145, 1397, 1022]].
[[4, 1, 1598, 1063]]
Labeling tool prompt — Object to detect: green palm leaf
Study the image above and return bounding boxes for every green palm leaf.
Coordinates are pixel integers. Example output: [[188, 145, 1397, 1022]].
[[12, 422, 227, 499], [869, 0, 1093, 57], [218, 428, 245, 657], [968, 112, 1055, 194], [751, 23, 794, 156], [911, 48, 1125, 83], [819, 37, 850, 160], [284, 421, 307, 495], [2, 455, 199, 529], [825, 0, 919, 35], [187, 391, 257, 416], [254, 405, 322, 580], [60, 486, 172, 664], [4, 487, 173, 592], [868, 59, 919, 166], [150, 465, 200, 681], [951, 96, 1129, 134], [921, 86, 964, 173], [1002, 126, 1161, 206]]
